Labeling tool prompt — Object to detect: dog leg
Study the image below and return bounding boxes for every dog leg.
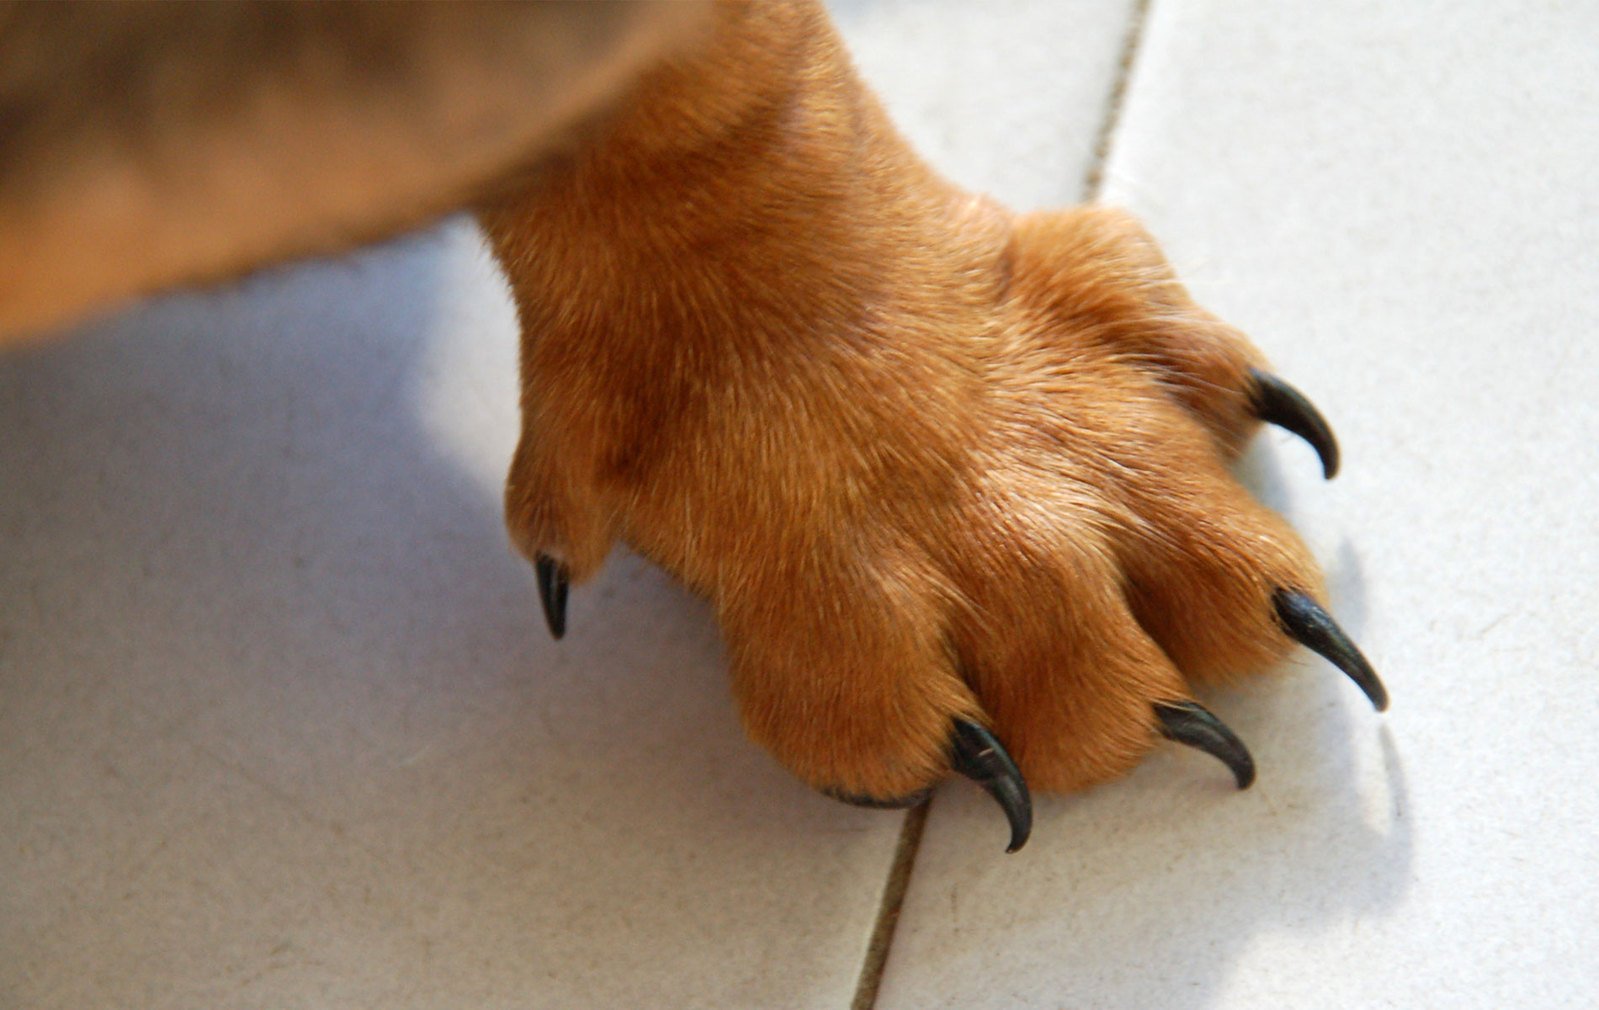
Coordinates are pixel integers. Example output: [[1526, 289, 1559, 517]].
[[480, 0, 1383, 848]]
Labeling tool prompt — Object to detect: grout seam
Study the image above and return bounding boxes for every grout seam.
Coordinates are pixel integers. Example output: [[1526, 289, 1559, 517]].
[[848, 801, 930, 1010], [847, 4, 1157, 1007], [1082, 0, 1157, 203]]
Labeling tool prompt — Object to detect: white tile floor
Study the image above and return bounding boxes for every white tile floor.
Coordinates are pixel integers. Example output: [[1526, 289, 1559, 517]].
[[3, 2, 1595, 1008]]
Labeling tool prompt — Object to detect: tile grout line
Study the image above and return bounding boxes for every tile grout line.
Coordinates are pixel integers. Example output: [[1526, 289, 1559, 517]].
[[847, 5, 1158, 1008], [848, 800, 929, 1010], [1082, 0, 1157, 203]]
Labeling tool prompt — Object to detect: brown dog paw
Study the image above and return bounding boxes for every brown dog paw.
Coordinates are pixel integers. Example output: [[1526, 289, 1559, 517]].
[[476, 0, 1384, 850]]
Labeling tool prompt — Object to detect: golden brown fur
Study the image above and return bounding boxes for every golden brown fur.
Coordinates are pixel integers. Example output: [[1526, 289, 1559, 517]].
[[480, 1, 1323, 799], [0, 1, 710, 339], [6, 1, 1342, 807]]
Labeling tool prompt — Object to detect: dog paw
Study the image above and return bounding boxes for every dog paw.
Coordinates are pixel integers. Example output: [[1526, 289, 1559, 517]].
[[486, 190, 1387, 851]]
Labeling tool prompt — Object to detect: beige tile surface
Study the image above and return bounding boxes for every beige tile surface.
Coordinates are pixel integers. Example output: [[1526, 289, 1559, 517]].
[[831, 0, 1139, 206], [878, 1, 1599, 1007], [0, 225, 901, 1009], [0, 4, 1142, 1008]]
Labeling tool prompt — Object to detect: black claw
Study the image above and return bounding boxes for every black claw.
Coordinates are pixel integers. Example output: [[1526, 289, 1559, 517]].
[[1272, 588, 1389, 711], [950, 719, 1032, 853], [1154, 701, 1256, 789], [535, 553, 569, 640], [1248, 368, 1340, 479]]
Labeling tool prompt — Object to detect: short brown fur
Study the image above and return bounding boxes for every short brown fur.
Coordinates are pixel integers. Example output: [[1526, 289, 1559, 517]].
[[479, 1, 1323, 799]]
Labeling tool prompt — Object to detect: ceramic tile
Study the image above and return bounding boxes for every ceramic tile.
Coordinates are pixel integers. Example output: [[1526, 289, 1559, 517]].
[[0, 224, 899, 1009], [831, 0, 1140, 207], [878, 1, 1599, 1007]]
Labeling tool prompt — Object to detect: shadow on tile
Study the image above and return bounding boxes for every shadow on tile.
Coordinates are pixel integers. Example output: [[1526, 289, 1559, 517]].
[[0, 223, 900, 1008], [879, 440, 1411, 1009], [885, 665, 1413, 1008]]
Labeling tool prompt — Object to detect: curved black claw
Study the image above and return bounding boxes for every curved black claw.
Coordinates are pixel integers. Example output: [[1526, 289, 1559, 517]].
[[1153, 701, 1256, 789], [1272, 588, 1389, 711], [1248, 368, 1340, 479], [535, 554, 570, 640], [823, 787, 933, 810], [950, 719, 1032, 853]]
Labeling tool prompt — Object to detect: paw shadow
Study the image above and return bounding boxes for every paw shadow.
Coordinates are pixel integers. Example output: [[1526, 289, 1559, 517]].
[[882, 438, 1408, 1008], [0, 221, 899, 1005], [1239, 434, 1371, 631], [893, 668, 1411, 1008]]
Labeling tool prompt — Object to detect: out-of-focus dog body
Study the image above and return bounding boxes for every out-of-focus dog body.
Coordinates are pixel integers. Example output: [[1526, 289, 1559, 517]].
[[0, 1, 710, 339]]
